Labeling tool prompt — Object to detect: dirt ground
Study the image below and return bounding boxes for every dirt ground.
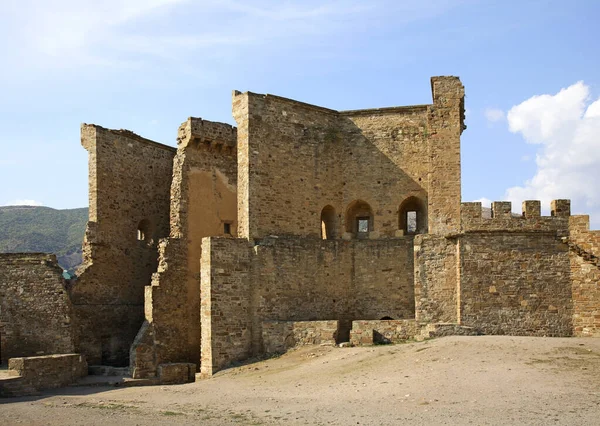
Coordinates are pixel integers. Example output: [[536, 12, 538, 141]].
[[1, 336, 600, 425]]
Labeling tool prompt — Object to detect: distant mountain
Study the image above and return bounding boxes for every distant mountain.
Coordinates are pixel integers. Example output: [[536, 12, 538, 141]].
[[0, 206, 88, 275]]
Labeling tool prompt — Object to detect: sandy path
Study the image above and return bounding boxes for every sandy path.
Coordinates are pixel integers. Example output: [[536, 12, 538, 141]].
[[1, 336, 599, 425]]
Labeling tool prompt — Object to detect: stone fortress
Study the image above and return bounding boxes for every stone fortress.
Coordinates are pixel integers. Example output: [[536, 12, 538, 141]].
[[1, 76, 599, 391]]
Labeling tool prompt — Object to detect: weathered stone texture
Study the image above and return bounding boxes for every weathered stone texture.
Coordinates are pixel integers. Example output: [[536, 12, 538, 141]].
[[200, 237, 252, 376], [200, 237, 415, 373], [157, 362, 196, 385], [233, 78, 463, 240], [459, 233, 572, 336], [426, 76, 464, 235], [414, 235, 458, 324], [0, 354, 87, 397], [0, 254, 74, 364], [72, 125, 175, 366], [262, 320, 339, 354]]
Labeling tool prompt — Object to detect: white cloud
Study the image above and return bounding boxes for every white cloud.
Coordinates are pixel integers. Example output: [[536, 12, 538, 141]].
[[484, 108, 505, 123], [473, 197, 492, 207], [4, 199, 43, 206], [505, 82, 600, 227]]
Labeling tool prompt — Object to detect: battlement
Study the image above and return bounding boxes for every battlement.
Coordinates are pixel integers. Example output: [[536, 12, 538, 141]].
[[461, 200, 571, 233], [176, 117, 237, 154]]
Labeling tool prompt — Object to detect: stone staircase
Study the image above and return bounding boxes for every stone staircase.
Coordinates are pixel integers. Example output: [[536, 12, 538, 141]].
[[560, 237, 600, 268]]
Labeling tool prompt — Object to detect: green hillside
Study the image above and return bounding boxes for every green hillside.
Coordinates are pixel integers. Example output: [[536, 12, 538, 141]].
[[0, 206, 88, 274]]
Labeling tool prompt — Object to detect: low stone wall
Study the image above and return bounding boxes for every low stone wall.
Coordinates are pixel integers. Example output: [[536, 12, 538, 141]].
[[157, 363, 196, 385], [421, 323, 480, 338], [0, 354, 87, 397], [262, 321, 339, 354], [0, 253, 74, 364], [350, 320, 417, 345]]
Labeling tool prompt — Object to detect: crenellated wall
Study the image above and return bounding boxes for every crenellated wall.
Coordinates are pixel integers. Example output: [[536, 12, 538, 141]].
[[415, 199, 577, 337], [461, 200, 570, 234], [72, 125, 175, 366]]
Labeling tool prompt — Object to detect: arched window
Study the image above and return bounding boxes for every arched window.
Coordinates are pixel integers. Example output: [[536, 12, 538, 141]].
[[345, 200, 374, 238], [320, 205, 337, 240], [137, 219, 152, 244], [399, 197, 427, 234]]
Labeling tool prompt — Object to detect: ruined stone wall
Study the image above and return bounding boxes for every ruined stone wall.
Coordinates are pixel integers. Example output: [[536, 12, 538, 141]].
[[73, 125, 175, 366], [0, 354, 87, 397], [569, 215, 600, 336], [200, 237, 415, 374], [459, 233, 572, 336], [134, 118, 237, 377], [0, 254, 74, 364], [233, 78, 462, 240]]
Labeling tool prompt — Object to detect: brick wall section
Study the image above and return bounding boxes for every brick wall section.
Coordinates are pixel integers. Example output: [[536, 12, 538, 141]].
[[262, 321, 338, 354], [0, 254, 74, 364], [72, 125, 174, 366], [233, 77, 463, 241], [569, 215, 600, 336], [200, 237, 415, 374], [0, 354, 87, 397], [349, 320, 417, 345], [459, 233, 572, 336], [132, 118, 238, 378], [414, 235, 459, 323]]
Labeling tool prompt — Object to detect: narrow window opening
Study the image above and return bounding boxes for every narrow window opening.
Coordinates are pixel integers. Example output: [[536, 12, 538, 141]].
[[137, 219, 152, 244], [357, 217, 370, 233], [345, 200, 374, 238], [223, 222, 232, 235], [398, 197, 427, 235], [320, 205, 337, 239], [406, 211, 417, 233]]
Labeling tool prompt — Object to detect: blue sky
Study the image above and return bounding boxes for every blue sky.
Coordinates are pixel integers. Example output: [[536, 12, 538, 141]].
[[1, 0, 599, 227]]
